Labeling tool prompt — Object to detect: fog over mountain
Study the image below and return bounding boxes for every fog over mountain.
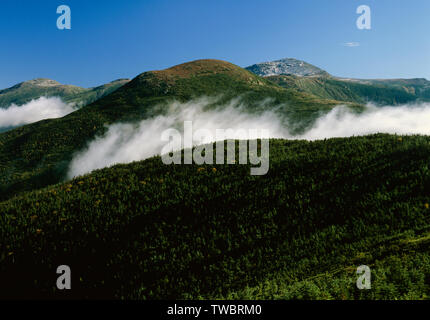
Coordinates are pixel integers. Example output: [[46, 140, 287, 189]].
[[299, 102, 430, 139], [68, 96, 430, 178], [0, 96, 77, 129], [67, 97, 287, 178]]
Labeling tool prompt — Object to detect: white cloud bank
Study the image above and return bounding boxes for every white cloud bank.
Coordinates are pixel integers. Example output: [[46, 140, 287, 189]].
[[0, 97, 77, 129], [300, 103, 430, 139], [67, 97, 288, 178], [67, 99, 430, 178]]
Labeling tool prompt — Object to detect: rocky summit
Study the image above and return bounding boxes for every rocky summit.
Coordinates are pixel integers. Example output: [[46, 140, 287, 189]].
[[246, 58, 329, 77]]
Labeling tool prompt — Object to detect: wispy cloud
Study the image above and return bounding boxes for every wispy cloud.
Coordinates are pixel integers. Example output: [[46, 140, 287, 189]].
[[343, 42, 360, 47]]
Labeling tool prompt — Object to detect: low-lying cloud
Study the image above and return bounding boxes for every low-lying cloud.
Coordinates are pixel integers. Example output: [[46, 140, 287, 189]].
[[300, 103, 430, 139], [0, 96, 77, 129], [67, 97, 288, 178], [67, 98, 430, 178]]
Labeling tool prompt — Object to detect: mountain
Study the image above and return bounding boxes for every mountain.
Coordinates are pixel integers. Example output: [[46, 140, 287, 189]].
[[266, 75, 430, 105], [0, 79, 85, 108], [0, 59, 356, 201], [1, 59, 429, 300], [339, 77, 430, 101], [65, 78, 131, 105], [0, 78, 130, 108], [1, 134, 429, 299], [245, 58, 330, 77], [246, 58, 430, 105]]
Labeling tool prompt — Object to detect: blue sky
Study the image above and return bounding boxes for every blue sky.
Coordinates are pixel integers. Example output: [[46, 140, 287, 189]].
[[0, 0, 429, 88]]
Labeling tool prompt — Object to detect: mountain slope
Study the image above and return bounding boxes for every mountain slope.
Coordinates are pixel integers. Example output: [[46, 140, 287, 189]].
[[0, 59, 353, 201], [1, 134, 429, 299], [0, 78, 130, 108], [266, 75, 429, 105], [341, 77, 430, 101], [64, 78, 131, 105], [246, 58, 330, 77]]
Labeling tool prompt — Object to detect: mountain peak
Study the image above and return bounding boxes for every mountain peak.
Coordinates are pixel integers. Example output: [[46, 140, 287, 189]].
[[246, 58, 329, 77], [132, 59, 265, 90], [150, 59, 251, 79], [22, 78, 62, 87]]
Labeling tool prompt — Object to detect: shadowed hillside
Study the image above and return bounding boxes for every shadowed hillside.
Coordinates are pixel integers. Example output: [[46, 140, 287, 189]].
[[1, 135, 429, 299]]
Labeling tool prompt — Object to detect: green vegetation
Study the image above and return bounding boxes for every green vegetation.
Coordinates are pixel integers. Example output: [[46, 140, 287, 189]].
[[65, 79, 131, 105], [1, 59, 429, 300], [1, 134, 429, 299], [0, 78, 130, 108], [0, 60, 355, 202], [220, 231, 430, 300], [266, 75, 430, 105]]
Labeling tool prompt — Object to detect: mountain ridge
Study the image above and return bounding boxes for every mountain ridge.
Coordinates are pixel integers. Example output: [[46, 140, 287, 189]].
[[0, 78, 130, 109], [246, 57, 430, 104]]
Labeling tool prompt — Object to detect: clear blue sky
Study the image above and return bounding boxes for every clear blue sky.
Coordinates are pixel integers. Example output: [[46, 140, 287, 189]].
[[0, 0, 429, 88]]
